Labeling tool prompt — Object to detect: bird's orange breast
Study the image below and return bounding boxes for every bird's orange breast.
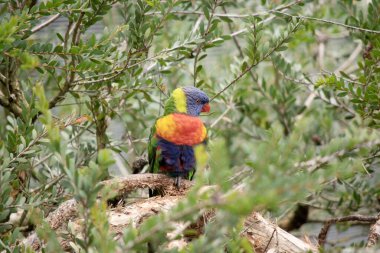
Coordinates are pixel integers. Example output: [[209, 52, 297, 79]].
[[155, 113, 207, 146]]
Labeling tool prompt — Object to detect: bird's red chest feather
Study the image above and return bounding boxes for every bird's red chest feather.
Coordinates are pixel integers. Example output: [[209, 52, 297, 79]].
[[155, 113, 207, 145]]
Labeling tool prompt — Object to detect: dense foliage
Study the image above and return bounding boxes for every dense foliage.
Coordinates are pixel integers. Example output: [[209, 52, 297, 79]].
[[0, 0, 379, 252]]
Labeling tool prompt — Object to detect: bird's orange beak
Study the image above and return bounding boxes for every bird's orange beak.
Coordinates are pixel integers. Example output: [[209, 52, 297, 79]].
[[201, 103, 210, 113]]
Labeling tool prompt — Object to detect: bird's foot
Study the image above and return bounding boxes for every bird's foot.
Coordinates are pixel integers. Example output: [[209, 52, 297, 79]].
[[174, 177, 181, 190]]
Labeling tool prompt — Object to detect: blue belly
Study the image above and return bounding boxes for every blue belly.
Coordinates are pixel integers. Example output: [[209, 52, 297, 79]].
[[157, 138, 196, 178]]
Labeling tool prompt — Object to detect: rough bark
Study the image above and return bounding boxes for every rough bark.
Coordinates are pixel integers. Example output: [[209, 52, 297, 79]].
[[367, 215, 380, 248], [23, 174, 191, 249], [23, 199, 78, 249], [22, 174, 316, 252], [0, 57, 29, 118], [318, 214, 378, 247], [244, 212, 317, 253], [102, 173, 193, 197]]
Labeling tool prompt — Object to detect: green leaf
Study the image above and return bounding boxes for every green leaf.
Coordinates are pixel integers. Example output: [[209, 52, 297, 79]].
[[97, 149, 115, 167], [277, 46, 288, 51]]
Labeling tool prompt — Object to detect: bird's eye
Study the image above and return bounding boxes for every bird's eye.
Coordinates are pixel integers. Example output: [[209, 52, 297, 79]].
[[196, 99, 201, 104]]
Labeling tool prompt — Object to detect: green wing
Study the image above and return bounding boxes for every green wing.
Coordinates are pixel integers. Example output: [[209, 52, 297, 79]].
[[163, 95, 176, 115], [148, 91, 178, 174], [148, 123, 160, 174]]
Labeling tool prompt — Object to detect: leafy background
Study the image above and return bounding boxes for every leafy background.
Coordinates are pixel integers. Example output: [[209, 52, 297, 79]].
[[0, 0, 379, 252]]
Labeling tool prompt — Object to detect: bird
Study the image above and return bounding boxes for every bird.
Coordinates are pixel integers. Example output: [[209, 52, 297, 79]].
[[148, 86, 210, 195]]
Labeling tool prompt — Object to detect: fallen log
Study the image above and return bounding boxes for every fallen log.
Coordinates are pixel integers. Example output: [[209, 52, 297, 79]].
[[244, 212, 316, 252], [23, 174, 188, 250], [22, 174, 316, 252]]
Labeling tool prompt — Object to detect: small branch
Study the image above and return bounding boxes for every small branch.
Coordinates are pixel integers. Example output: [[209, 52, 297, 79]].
[[146, 0, 303, 19], [210, 105, 232, 128], [296, 140, 380, 173], [146, 10, 254, 18], [193, 0, 219, 86], [334, 41, 362, 73], [271, 11, 380, 34], [211, 20, 302, 101], [31, 14, 61, 34], [69, 0, 302, 86], [0, 93, 22, 117], [220, 6, 268, 111], [70, 45, 175, 85], [0, 72, 7, 83], [216, 0, 302, 40], [10, 115, 87, 170], [280, 74, 356, 115], [9, 129, 48, 168], [48, 13, 84, 109], [318, 214, 378, 246]]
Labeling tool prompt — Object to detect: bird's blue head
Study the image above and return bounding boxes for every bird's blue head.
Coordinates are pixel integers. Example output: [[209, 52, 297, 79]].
[[172, 86, 210, 116]]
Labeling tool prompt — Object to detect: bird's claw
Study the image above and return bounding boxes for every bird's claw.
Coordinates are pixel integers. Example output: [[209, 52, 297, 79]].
[[174, 177, 181, 190]]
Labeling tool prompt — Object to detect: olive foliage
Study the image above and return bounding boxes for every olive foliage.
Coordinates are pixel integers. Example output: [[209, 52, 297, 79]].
[[0, 0, 379, 252]]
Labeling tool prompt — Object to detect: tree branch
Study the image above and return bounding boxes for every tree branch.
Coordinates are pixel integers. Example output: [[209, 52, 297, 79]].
[[69, 0, 302, 87], [211, 20, 302, 101], [271, 11, 380, 34], [48, 12, 84, 109], [192, 0, 219, 86], [0, 93, 22, 117], [295, 140, 380, 173], [146, 0, 303, 19], [318, 214, 378, 246], [31, 14, 61, 34]]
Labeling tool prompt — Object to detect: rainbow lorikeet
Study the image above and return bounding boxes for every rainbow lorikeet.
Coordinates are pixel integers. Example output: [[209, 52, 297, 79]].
[[148, 87, 210, 192]]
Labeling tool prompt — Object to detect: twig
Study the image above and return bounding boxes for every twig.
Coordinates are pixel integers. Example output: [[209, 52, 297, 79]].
[[218, 0, 303, 40], [280, 74, 356, 115], [318, 214, 378, 246], [193, 0, 219, 86], [9, 129, 48, 168], [69, 0, 302, 86], [210, 105, 231, 128], [0, 98, 23, 117], [71, 44, 181, 85], [334, 41, 362, 73], [0, 72, 7, 83], [146, 10, 256, 18], [9, 115, 85, 171], [271, 11, 380, 34], [296, 140, 380, 172], [146, 0, 303, 19], [211, 20, 302, 101], [48, 12, 84, 109], [31, 14, 61, 33], [220, 5, 268, 106], [191, 16, 203, 36]]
